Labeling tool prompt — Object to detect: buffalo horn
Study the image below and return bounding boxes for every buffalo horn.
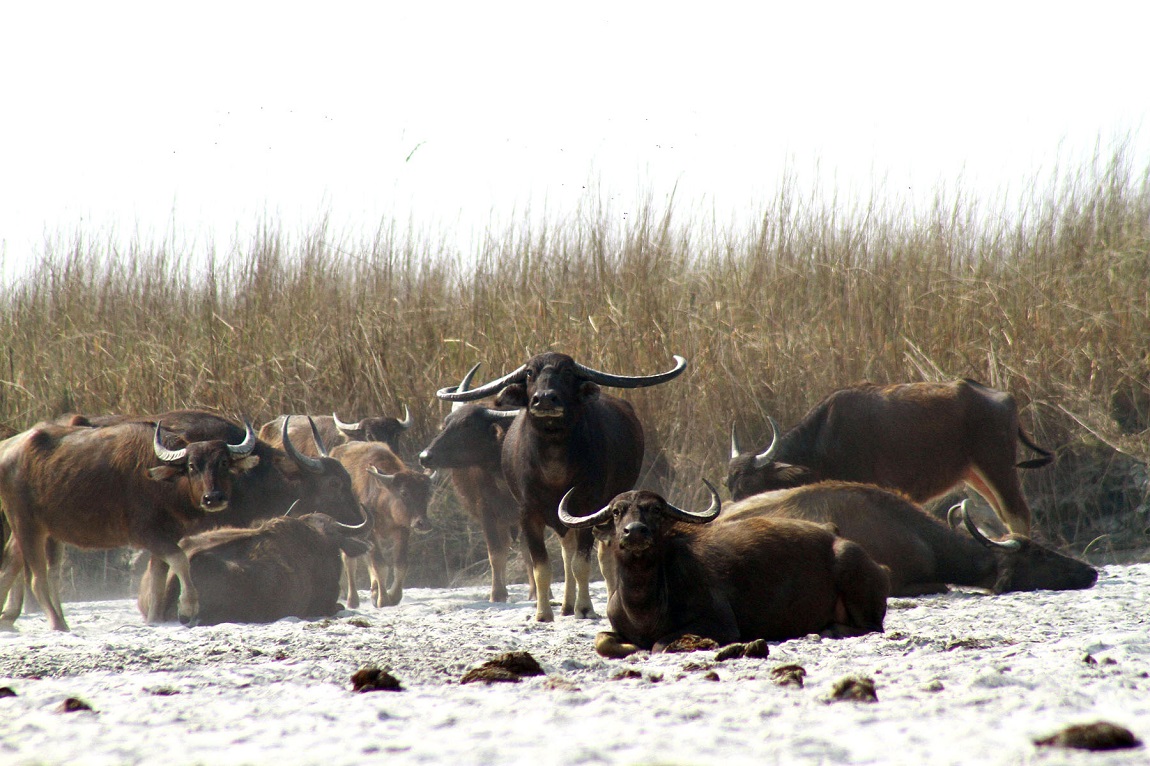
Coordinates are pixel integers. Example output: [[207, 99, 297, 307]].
[[332, 412, 363, 433], [751, 416, 781, 470], [571, 355, 688, 389], [334, 503, 375, 536], [227, 419, 257, 456], [557, 487, 615, 529], [366, 465, 397, 485], [450, 362, 483, 412], [730, 424, 742, 460], [658, 479, 722, 524], [960, 502, 1023, 551], [282, 416, 325, 474], [436, 363, 529, 402], [152, 424, 187, 464], [946, 500, 966, 529], [397, 404, 414, 429], [306, 416, 330, 457], [283, 500, 303, 517]]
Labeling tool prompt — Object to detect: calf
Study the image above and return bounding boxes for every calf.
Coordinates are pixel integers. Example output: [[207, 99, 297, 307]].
[[330, 441, 432, 607], [720, 482, 1098, 595], [560, 483, 889, 655]]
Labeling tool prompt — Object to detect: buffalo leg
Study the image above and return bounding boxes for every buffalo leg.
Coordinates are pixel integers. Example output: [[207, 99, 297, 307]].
[[18, 529, 68, 632], [144, 547, 198, 625], [0, 543, 24, 630], [386, 528, 410, 606], [560, 529, 596, 618], [341, 552, 361, 609], [479, 510, 512, 603], [523, 514, 554, 622], [828, 539, 889, 637]]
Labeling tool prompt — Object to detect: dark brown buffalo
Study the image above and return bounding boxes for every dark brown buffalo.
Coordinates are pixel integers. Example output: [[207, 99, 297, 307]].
[[0, 419, 259, 630], [727, 379, 1053, 535], [155, 508, 373, 625], [560, 483, 889, 655], [133, 412, 365, 620], [720, 481, 1097, 596], [330, 441, 432, 607], [419, 363, 521, 602], [437, 352, 687, 622], [259, 407, 413, 457]]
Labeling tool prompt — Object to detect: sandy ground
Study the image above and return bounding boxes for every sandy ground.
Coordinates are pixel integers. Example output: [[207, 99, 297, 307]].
[[1, 565, 1149, 765]]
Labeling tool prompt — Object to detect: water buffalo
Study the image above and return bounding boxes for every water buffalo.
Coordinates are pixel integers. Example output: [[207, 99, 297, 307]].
[[560, 483, 889, 655], [727, 379, 1053, 535], [155, 505, 373, 625], [419, 363, 521, 602], [437, 352, 687, 622], [719, 481, 1097, 595], [259, 406, 414, 457], [0, 419, 259, 630], [330, 441, 432, 607]]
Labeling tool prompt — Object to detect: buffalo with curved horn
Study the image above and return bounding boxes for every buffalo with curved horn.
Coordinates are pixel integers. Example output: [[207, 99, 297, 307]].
[[437, 352, 687, 622], [727, 379, 1054, 536], [420, 363, 522, 602], [562, 481, 889, 656]]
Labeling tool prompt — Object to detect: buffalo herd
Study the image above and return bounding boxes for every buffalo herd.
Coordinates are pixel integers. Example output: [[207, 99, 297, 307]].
[[0, 352, 1097, 658]]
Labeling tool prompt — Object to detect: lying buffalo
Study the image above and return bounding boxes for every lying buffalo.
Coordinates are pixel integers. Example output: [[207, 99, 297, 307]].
[[720, 481, 1097, 596], [560, 482, 889, 656], [156, 506, 372, 625]]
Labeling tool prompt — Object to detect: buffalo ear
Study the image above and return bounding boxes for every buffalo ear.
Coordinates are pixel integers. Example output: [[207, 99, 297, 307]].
[[230, 455, 260, 474], [495, 384, 528, 408], [147, 465, 182, 482], [578, 381, 601, 403], [592, 523, 614, 543]]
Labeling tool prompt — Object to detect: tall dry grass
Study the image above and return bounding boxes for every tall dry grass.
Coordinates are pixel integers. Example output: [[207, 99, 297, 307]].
[[1, 145, 1147, 593]]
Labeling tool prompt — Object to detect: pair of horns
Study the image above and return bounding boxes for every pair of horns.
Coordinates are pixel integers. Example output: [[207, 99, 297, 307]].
[[436, 355, 688, 402], [152, 419, 257, 464], [730, 417, 780, 469], [558, 480, 722, 528], [332, 405, 414, 432]]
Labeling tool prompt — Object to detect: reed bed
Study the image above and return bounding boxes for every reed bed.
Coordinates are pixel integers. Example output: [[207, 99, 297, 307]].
[[1, 146, 1147, 595]]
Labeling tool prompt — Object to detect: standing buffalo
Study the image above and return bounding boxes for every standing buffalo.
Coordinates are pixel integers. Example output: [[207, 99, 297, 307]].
[[0, 419, 259, 630], [259, 407, 413, 458], [437, 352, 687, 621], [560, 483, 889, 655], [330, 441, 432, 607], [419, 363, 521, 602], [727, 379, 1053, 535], [719, 482, 1097, 596], [155, 506, 374, 625]]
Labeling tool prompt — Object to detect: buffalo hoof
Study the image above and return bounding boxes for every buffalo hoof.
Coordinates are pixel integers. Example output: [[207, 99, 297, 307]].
[[595, 631, 641, 658], [0, 621, 17, 633]]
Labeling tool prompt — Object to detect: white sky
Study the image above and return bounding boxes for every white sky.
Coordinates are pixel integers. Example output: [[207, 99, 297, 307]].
[[1, 2, 1148, 279]]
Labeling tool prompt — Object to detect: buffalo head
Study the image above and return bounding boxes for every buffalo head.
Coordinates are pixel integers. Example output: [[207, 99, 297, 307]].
[[727, 420, 818, 500], [420, 363, 519, 471], [949, 501, 1098, 592], [148, 420, 259, 512], [436, 353, 687, 428], [332, 405, 414, 449], [559, 481, 722, 556]]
